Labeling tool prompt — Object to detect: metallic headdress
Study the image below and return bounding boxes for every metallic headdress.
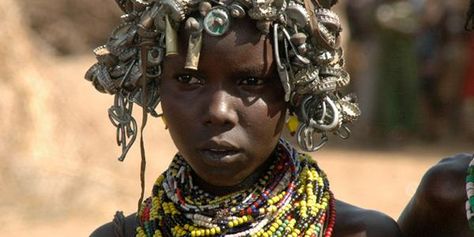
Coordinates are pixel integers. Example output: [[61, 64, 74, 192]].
[[85, 0, 360, 161]]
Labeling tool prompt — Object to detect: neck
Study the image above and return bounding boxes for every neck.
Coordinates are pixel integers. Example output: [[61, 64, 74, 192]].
[[191, 151, 277, 196]]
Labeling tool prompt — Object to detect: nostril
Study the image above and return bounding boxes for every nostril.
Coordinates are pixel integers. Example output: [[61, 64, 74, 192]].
[[205, 106, 236, 126], [203, 91, 238, 126]]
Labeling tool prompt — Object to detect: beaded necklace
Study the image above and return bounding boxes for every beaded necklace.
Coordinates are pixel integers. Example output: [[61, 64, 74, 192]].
[[465, 155, 474, 230], [136, 141, 336, 237]]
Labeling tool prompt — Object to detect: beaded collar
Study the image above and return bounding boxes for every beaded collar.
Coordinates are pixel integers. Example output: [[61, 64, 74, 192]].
[[465, 155, 474, 230], [136, 141, 335, 237]]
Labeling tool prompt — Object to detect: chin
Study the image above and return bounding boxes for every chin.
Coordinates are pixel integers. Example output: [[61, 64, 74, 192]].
[[197, 168, 247, 186]]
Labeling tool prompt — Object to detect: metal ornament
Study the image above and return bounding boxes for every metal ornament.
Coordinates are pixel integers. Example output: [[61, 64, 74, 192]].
[[296, 124, 328, 151], [108, 94, 138, 161], [229, 3, 246, 18], [285, 3, 309, 27], [185, 17, 204, 69], [165, 15, 178, 56], [203, 8, 231, 36], [85, 0, 361, 159], [273, 23, 291, 102], [198, 1, 212, 16]]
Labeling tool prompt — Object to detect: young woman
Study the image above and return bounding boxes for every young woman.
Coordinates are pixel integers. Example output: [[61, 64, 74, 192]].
[[85, 0, 402, 236]]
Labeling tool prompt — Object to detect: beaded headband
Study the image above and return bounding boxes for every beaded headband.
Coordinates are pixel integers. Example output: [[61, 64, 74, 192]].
[[85, 0, 360, 161]]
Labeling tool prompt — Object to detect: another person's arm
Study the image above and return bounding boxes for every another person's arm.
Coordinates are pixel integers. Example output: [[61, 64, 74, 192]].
[[90, 212, 137, 237], [398, 153, 474, 237]]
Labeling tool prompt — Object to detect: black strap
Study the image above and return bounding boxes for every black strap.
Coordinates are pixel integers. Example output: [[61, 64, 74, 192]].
[[137, 38, 151, 215]]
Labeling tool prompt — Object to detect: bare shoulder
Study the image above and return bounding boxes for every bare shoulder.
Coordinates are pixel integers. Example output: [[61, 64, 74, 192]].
[[90, 212, 137, 237], [334, 200, 402, 237], [398, 153, 474, 237]]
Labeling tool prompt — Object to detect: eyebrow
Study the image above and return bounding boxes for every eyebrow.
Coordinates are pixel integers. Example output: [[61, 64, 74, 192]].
[[229, 63, 268, 75]]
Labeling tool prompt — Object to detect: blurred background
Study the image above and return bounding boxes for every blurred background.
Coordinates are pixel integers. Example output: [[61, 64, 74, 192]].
[[0, 0, 472, 235]]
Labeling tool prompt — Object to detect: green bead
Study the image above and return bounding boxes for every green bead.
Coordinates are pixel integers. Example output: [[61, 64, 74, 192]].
[[466, 175, 474, 183], [469, 197, 474, 206], [469, 218, 474, 230]]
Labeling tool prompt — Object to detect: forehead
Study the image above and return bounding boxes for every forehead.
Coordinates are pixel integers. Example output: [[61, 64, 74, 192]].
[[166, 18, 275, 73]]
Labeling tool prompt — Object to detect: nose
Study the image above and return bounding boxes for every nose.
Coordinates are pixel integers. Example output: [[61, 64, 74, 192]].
[[203, 88, 238, 127]]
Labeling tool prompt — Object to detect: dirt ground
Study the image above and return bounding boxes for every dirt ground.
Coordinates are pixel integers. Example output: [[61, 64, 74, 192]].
[[0, 55, 472, 236]]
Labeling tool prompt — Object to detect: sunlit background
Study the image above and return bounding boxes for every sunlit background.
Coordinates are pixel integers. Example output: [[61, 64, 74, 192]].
[[1, 0, 472, 235]]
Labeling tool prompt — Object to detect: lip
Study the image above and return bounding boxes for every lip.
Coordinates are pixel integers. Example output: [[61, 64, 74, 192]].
[[199, 139, 239, 150], [198, 140, 242, 164]]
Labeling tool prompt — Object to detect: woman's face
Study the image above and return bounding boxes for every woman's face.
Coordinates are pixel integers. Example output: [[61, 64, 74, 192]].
[[160, 18, 287, 187]]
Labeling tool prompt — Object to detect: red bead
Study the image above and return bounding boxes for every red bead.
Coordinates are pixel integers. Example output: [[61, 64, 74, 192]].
[[176, 189, 185, 205], [247, 208, 253, 215]]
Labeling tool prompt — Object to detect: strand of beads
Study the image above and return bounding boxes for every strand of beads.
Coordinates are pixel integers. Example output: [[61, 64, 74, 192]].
[[465, 155, 474, 230], [250, 156, 333, 237], [136, 141, 336, 237], [168, 152, 289, 216]]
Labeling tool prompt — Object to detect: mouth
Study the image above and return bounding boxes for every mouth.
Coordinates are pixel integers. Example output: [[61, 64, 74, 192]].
[[198, 140, 241, 162], [200, 148, 239, 160]]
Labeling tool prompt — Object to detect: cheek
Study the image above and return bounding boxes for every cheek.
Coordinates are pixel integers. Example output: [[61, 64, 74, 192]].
[[243, 99, 287, 139], [161, 99, 193, 130], [260, 87, 287, 135], [160, 87, 194, 143]]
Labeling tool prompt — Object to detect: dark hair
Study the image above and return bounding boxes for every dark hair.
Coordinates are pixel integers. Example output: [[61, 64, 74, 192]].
[[466, 0, 474, 30]]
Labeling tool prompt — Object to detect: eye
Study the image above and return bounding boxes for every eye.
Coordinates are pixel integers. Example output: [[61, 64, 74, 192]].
[[239, 77, 265, 86], [176, 75, 203, 85]]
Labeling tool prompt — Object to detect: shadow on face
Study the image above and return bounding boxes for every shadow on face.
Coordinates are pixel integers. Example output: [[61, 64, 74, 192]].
[[159, 17, 288, 189]]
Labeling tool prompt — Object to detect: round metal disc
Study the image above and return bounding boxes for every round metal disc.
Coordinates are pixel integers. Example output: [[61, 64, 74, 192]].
[[203, 8, 230, 36]]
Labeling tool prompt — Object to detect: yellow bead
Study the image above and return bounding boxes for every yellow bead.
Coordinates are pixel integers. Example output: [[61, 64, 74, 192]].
[[286, 116, 299, 133]]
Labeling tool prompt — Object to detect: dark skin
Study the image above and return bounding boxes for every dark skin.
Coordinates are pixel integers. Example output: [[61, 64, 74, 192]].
[[161, 18, 287, 191], [91, 18, 402, 237], [398, 153, 474, 237]]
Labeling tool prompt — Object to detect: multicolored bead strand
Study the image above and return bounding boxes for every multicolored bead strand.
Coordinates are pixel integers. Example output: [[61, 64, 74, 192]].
[[136, 140, 336, 237], [466, 155, 474, 230]]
